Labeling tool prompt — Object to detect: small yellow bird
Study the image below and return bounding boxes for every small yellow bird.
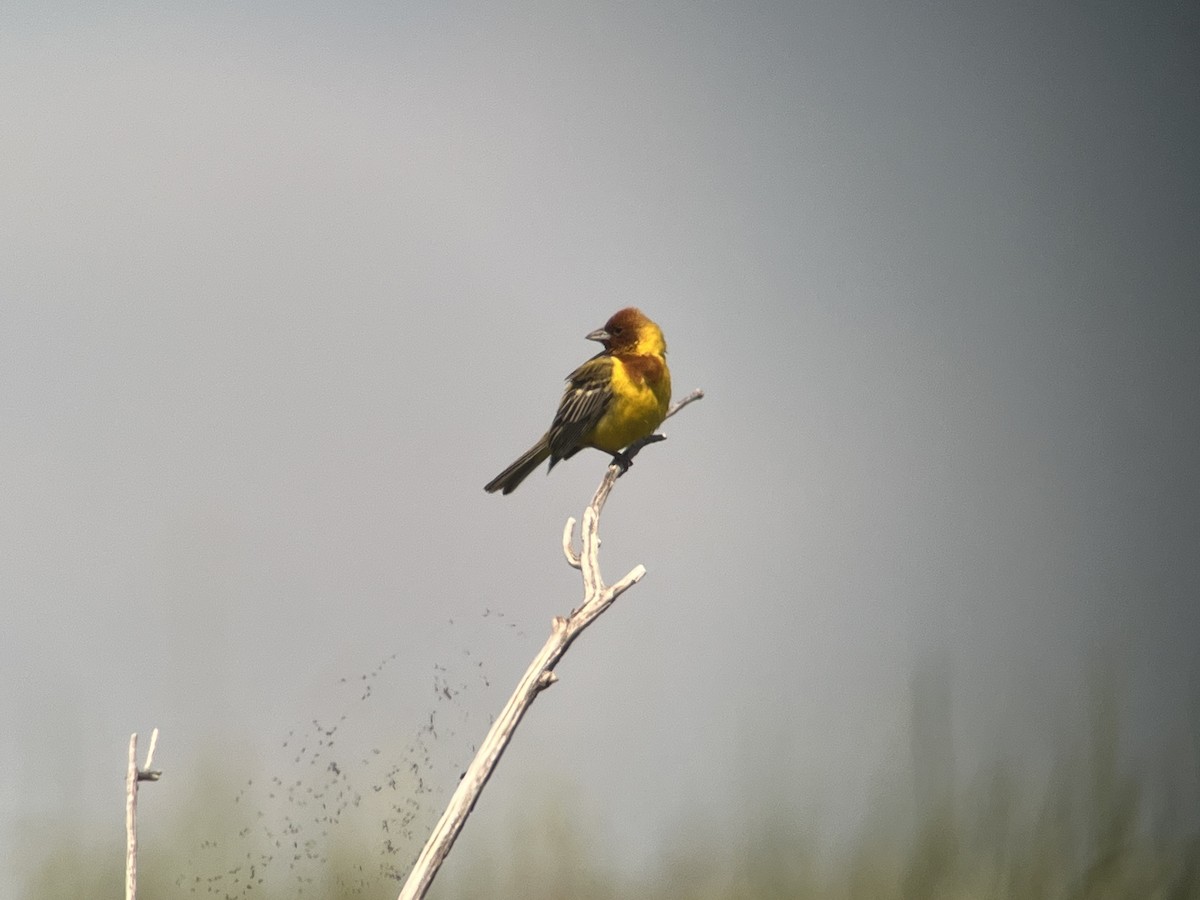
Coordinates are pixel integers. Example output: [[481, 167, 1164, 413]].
[[484, 308, 672, 494]]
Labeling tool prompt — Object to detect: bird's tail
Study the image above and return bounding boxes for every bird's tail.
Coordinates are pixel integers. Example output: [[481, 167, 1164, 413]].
[[484, 436, 552, 494]]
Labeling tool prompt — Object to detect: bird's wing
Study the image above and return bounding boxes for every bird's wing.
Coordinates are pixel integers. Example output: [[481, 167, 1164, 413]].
[[547, 355, 614, 462]]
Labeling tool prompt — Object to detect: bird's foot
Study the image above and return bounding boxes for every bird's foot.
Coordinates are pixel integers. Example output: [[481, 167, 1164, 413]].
[[611, 435, 667, 474], [610, 450, 634, 473]]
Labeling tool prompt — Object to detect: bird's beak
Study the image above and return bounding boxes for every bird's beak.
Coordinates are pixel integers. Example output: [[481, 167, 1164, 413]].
[[586, 327, 610, 344]]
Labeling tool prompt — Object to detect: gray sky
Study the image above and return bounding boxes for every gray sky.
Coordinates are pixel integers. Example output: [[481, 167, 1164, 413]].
[[3, 0, 1198, 891]]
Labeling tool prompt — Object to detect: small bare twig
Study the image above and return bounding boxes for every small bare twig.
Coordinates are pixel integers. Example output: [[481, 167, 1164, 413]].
[[396, 388, 703, 900], [125, 728, 162, 900]]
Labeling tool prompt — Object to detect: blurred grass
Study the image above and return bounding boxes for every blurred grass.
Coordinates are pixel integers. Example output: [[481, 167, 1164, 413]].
[[18, 669, 1200, 900]]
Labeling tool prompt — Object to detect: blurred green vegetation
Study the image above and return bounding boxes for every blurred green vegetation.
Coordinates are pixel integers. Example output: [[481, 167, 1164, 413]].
[[18, 671, 1200, 899]]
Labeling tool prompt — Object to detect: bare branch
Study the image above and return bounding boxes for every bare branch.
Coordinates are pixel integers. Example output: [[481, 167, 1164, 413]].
[[125, 729, 163, 900], [395, 390, 703, 900], [138, 727, 162, 782], [143, 728, 160, 773], [561, 516, 581, 569], [665, 387, 705, 419], [125, 735, 138, 900]]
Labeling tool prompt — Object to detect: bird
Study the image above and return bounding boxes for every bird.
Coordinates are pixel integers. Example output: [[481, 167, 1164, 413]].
[[484, 307, 672, 494]]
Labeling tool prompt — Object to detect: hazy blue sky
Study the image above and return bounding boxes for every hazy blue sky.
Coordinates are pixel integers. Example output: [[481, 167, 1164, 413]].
[[3, 0, 1198, 892]]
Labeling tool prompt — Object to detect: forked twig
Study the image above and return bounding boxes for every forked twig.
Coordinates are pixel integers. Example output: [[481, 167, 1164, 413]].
[[125, 728, 162, 900]]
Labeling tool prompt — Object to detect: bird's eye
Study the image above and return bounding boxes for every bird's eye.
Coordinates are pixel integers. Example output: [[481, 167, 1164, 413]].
[[610, 325, 623, 335]]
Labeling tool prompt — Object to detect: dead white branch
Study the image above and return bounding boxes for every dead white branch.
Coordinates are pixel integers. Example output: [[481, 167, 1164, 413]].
[[395, 388, 703, 900], [125, 728, 162, 900]]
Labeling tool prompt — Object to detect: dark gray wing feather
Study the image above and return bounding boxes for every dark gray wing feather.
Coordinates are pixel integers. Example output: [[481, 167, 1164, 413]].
[[547, 356, 614, 464]]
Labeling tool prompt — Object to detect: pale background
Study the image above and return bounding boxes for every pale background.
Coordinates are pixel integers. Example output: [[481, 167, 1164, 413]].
[[3, 1, 1198, 895]]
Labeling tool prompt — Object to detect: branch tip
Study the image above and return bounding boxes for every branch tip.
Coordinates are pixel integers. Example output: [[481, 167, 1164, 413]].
[[561, 517, 581, 568]]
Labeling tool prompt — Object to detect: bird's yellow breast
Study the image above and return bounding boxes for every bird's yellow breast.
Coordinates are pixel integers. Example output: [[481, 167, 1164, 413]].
[[586, 355, 672, 453]]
